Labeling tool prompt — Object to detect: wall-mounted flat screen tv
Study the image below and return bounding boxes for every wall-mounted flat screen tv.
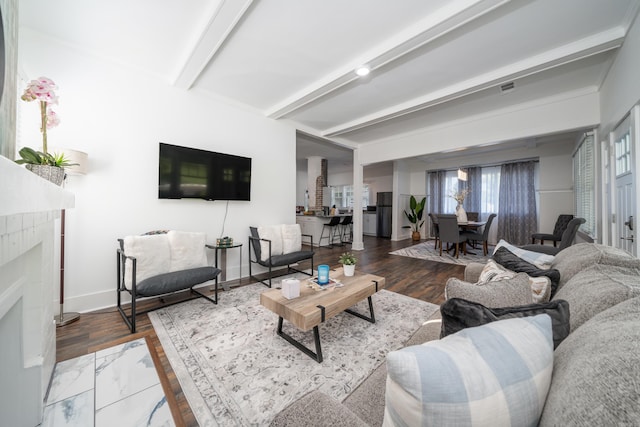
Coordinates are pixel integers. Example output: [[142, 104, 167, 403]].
[[159, 142, 251, 201]]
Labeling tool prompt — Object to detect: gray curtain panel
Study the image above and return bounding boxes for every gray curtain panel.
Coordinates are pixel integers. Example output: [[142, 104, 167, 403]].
[[497, 161, 538, 245], [428, 170, 447, 214], [465, 167, 482, 215]]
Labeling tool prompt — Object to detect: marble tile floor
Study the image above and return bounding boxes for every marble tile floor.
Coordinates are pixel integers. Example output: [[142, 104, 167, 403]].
[[41, 338, 175, 427]]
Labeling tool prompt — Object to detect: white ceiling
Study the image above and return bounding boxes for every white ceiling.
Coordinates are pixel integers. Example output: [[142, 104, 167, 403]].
[[19, 0, 640, 166]]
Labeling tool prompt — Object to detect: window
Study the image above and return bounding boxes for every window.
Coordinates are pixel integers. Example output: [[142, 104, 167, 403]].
[[573, 133, 595, 237], [330, 184, 370, 209], [480, 166, 501, 217]]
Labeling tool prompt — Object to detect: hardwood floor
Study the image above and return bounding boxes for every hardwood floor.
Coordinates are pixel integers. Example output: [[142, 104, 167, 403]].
[[56, 236, 465, 426]]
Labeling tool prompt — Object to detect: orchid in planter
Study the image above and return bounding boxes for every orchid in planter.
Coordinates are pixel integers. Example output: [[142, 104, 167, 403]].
[[21, 76, 60, 155]]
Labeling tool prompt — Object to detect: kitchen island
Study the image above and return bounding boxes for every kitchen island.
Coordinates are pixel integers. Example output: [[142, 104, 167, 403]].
[[296, 214, 349, 247]]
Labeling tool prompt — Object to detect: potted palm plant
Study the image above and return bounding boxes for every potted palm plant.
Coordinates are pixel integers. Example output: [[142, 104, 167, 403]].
[[16, 77, 74, 185], [403, 195, 426, 241], [338, 252, 357, 276]]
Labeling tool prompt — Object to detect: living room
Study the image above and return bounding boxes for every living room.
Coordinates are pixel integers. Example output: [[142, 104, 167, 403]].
[[2, 0, 640, 426]]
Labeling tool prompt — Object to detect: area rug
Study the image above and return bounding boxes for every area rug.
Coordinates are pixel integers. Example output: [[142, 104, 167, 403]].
[[149, 280, 438, 426], [390, 240, 491, 265]]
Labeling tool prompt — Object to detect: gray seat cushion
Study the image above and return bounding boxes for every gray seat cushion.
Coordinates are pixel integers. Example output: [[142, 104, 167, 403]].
[[136, 266, 220, 297], [539, 296, 640, 426], [551, 264, 640, 331], [259, 250, 315, 268]]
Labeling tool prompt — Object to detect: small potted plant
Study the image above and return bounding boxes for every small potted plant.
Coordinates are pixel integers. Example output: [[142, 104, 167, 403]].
[[338, 252, 357, 276], [403, 195, 426, 241]]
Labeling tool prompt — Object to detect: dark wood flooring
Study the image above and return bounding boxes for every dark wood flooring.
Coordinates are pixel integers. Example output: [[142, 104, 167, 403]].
[[56, 236, 464, 426]]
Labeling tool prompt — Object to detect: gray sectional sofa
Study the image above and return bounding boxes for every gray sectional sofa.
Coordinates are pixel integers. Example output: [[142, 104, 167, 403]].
[[271, 243, 640, 426]]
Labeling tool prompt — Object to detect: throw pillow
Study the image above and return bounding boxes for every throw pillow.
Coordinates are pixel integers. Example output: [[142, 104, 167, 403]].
[[530, 275, 551, 303], [478, 259, 516, 283], [281, 224, 302, 254], [493, 239, 555, 269], [493, 247, 561, 294], [445, 273, 533, 307], [122, 234, 171, 289], [384, 315, 554, 427], [258, 225, 284, 262], [167, 230, 208, 271], [440, 298, 571, 349]]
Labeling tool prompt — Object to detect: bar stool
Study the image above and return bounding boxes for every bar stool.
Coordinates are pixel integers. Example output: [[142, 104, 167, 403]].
[[340, 215, 353, 243], [319, 216, 342, 248]]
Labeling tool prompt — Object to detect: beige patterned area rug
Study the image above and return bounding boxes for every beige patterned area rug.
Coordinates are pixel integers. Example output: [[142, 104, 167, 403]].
[[149, 279, 438, 426], [390, 240, 491, 265]]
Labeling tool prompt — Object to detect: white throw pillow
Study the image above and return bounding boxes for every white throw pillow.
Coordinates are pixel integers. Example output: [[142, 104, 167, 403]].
[[123, 234, 171, 289], [281, 224, 302, 254], [167, 230, 207, 271], [258, 225, 284, 262], [383, 315, 554, 427], [530, 275, 551, 303]]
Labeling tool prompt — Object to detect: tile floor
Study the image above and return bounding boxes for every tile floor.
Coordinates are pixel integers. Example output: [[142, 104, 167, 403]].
[[41, 338, 175, 427]]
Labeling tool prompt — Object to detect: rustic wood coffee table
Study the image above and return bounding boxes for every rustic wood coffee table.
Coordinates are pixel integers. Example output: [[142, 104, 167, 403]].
[[260, 268, 385, 363]]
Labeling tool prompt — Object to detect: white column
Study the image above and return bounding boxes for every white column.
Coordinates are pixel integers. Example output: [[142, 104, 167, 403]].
[[351, 148, 365, 250]]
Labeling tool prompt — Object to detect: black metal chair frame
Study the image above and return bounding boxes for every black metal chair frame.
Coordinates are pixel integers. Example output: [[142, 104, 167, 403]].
[[340, 215, 353, 243], [248, 230, 315, 288], [116, 240, 219, 333]]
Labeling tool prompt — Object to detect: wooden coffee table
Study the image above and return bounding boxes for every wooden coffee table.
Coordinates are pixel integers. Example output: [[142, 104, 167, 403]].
[[260, 268, 385, 363]]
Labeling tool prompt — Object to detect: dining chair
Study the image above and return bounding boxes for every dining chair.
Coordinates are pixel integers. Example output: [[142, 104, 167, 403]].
[[428, 213, 440, 249], [522, 217, 585, 255], [462, 213, 497, 256], [466, 212, 479, 222], [436, 214, 474, 258], [531, 214, 574, 246]]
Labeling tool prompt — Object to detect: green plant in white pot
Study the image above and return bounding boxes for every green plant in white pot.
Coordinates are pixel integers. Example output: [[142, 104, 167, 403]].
[[338, 252, 357, 276], [16, 77, 74, 185]]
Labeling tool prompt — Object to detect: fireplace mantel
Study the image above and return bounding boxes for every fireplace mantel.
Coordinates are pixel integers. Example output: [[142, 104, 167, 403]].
[[0, 155, 75, 425]]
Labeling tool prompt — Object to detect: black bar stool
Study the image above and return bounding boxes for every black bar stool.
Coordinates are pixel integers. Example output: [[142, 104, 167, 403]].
[[319, 216, 342, 248], [340, 215, 353, 243]]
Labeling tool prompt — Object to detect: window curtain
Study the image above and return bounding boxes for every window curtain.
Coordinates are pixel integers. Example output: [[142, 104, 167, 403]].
[[465, 167, 482, 215], [497, 161, 538, 245], [428, 170, 447, 214]]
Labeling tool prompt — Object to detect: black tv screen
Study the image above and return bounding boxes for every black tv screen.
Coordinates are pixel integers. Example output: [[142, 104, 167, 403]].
[[159, 143, 251, 201]]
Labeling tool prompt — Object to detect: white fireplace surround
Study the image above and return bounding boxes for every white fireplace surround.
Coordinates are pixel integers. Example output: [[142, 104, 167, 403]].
[[0, 156, 74, 426]]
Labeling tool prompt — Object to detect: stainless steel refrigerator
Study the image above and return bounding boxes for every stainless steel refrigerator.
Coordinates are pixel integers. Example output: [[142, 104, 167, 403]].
[[376, 192, 392, 238]]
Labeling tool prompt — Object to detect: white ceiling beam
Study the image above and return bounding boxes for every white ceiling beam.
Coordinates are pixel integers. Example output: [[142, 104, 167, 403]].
[[323, 27, 625, 137], [265, 0, 511, 119], [172, 0, 254, 90]]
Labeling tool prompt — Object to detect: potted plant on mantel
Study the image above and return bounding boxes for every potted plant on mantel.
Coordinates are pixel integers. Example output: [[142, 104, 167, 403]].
[[403, 195, 426, 241], [338, 252, 357, 276], [15, 77, 75, 186]]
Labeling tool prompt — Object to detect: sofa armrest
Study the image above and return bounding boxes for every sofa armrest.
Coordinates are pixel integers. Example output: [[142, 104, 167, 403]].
[[464, 262, 486, 283], [271, 390, 367, 427], [405, 310, 442, 346]]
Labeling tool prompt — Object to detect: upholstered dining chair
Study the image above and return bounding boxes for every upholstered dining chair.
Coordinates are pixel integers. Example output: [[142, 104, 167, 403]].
[[436, 214, 474, 258], [531, 214, 574, 246], [428, 213, 440, 249], [466, 212, 479, 222], [522, 217, 585, 256], [462, 213, 497, 256]]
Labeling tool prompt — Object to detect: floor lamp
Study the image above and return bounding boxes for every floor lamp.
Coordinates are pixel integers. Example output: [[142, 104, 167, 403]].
[[55, 149, 88, 327]]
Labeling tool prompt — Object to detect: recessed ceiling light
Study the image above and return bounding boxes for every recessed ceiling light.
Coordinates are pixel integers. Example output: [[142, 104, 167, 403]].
[[355, 66, 370, 77]]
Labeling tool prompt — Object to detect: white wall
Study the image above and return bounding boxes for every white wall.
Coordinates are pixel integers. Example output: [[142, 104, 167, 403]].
[[19, 30, 296, 312], [600, 13, 640, 136]]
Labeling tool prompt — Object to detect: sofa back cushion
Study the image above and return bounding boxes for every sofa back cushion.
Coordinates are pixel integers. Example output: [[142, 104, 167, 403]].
[[539, 296, 640, 425], [551, 243, 640, 289], [551, 264, 640, 331], [384, 315, 554, 426]]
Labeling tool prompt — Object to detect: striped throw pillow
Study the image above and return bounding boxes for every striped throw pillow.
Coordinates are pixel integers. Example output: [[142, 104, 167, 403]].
[[383, 315, 554, 427]]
